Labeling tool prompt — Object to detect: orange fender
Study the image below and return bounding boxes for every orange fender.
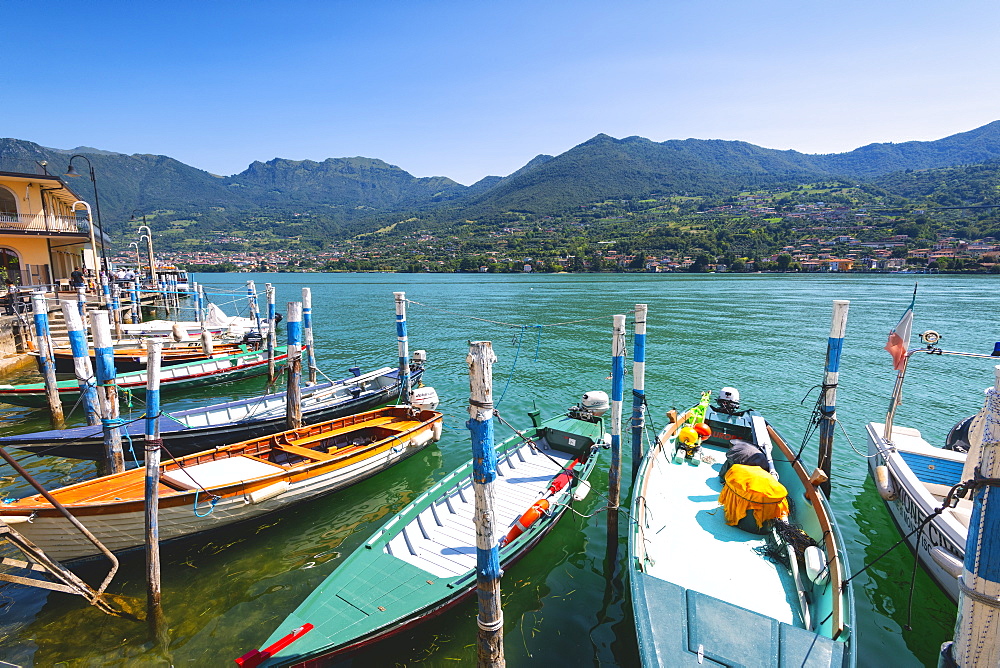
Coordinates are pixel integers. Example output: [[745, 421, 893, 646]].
[[500, 498, 550, 547]]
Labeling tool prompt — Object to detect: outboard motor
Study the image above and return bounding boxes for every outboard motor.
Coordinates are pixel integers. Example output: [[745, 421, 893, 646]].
[[241, 331, 264, 350], [411, 349, 428, 371], [718, 386, 741, 414], [411, 386, 440, 412], [581, 391, 610, 416], [569, 391, 609, 423], [944, 414, 976, 453]]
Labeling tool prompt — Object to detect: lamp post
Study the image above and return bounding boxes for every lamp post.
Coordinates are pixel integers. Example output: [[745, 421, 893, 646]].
[[65, 155, 109, 275], [128, 242, 141, 270], [71, 200, 99, 278], [132, 214, 156, 288]]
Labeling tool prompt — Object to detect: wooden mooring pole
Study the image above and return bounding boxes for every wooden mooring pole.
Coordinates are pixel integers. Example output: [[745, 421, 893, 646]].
[[246, 280, 261, 333], [467, 341, 504, 667], [394, 291, 412, 404], [90, 311, 125, 475], [607, 314, 626, 546], [109, 283, 123, 340], [131, 281, 141, 324], [30, 292, 65, 428], [61, 300, 100, 427], [286, 302, 303, 429], [266, 284, 276, 384], [817, 300, 849, 498], [302, 287, 317, 386], [630, 304, 647, 484], [76, 284, 87, 319], [144, 338, 167, 645], [940, 365, 1000, 667]]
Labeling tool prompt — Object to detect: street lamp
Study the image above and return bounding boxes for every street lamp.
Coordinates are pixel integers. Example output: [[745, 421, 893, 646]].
[[131, 212, 156, 288], [128, 241, 141, 270], [65, 154, 109, 275]]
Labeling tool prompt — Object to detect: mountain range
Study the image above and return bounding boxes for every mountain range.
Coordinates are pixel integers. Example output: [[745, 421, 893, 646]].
[[3, 121, 1000, 244]]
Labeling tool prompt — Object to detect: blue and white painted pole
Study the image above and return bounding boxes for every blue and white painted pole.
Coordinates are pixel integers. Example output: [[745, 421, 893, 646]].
[[302, 287, 317, 385], [131, 281, 141, 324], [631, 304, 647, 484], [467, 341, 504, 665], [61, 299, 100, 426], [286, 302, 303, 429], [266, 283, 276, 383], [76, 284, 87, 319], [394, 291, 411, 404], [90, 310, 125, 474], [608, 314, 626, 528], [143, 338, 166, 644], [100, 271, 111, 309], [247, 280, 261, 333], [941, 364, 1000, 667], [817, 300, 850, 497], [197, 284, 206, 329], [110, 282, 123, 339], [30, 292, 65, 427]]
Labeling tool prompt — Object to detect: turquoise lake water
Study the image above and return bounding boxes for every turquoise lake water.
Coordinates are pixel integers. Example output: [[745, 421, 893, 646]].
[[0, 271, 993, 666]]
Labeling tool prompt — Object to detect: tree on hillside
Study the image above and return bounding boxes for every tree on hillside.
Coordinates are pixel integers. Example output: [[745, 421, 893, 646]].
[[776, 253, 793, 271]]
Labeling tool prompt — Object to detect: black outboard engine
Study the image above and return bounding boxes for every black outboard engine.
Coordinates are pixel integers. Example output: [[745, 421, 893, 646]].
[[241, 331, 264, 350], [717, 386, 741, 415], [944, 415, 976, 453]]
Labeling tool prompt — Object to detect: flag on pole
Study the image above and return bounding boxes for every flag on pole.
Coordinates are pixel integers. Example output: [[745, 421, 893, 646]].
[[885, 289, 916, 371]]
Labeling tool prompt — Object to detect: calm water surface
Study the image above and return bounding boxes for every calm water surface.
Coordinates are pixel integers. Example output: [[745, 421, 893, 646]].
[[0, 272, 992, 666]]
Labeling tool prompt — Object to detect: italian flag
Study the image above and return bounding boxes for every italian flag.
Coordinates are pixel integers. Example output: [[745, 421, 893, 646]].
[[884, 291, 916, 371]]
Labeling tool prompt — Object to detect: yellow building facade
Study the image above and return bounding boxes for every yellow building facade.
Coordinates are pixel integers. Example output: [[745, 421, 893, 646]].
[[0, 169, 102, 286]]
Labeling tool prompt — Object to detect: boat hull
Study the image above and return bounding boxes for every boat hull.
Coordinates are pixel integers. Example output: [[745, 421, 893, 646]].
[[629, 405, 854, 667], [249, 408, 606, 667], [865, 422, 966, 602]]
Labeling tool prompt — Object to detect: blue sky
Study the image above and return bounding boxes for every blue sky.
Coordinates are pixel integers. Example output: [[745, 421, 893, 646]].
[[5, 1, 999, 185]]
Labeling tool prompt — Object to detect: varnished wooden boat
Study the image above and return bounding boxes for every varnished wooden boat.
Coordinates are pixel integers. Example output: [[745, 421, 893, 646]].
[[46, 340, 255, 374], [0, 346, 288, 408], [237, 396, 607, 667], [0, 406, 443, 562], [1, 366, 422, 460]]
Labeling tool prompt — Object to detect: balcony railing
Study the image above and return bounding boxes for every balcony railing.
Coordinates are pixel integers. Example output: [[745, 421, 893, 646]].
[[0, 212, 90, 235]]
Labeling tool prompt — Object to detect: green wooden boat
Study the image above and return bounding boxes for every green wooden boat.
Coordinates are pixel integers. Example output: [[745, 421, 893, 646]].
[[237, 396, 609, 667], [629, 390, 855, 667], [0, 345, 288, 408]]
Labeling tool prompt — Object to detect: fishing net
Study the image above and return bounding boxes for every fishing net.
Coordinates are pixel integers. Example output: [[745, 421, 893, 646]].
[[754, 518, 818, 568]]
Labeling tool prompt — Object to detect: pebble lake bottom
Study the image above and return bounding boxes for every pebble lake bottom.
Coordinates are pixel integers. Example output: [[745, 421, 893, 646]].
[[0, 271, 980, 667]]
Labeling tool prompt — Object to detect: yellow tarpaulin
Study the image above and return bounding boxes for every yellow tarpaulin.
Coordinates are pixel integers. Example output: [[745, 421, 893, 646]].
[[719, 464, 789, 528]]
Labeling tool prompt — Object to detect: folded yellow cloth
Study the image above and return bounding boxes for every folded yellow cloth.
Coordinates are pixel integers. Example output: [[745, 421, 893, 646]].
[[719, 464, 789, 528]]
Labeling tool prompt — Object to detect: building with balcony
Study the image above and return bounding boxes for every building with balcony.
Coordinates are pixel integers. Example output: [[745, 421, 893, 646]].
[[0, 169, 103, 286]]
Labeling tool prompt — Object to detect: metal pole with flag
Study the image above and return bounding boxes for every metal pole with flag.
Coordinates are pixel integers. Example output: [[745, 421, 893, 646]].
[[883, 285, 917, 441]]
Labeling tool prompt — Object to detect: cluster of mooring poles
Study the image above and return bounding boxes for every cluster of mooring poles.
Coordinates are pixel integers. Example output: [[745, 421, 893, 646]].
[[12, 276, 335, 646], [464, 299, 862, 667]]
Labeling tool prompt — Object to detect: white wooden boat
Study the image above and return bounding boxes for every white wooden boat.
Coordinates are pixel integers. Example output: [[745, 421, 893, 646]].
[[0, 406, 443, 562], [865, 332, 997, 602], [630, 391, 854, 666]]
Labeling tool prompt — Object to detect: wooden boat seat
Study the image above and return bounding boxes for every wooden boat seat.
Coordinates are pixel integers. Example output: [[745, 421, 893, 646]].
[[284, 416, 400, 448], [161, 455, 284, 490], [272, 443, 336, 462]]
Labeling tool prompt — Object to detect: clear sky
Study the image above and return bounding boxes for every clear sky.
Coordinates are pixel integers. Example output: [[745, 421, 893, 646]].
[[5, 1, 999, 185]]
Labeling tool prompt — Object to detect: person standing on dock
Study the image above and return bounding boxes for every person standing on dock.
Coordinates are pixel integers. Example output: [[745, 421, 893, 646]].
[[71, 267, 84, 289]]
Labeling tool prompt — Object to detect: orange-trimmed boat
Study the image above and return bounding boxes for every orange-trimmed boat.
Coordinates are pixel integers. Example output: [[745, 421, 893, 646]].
[[0, 406, 443, 562]]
